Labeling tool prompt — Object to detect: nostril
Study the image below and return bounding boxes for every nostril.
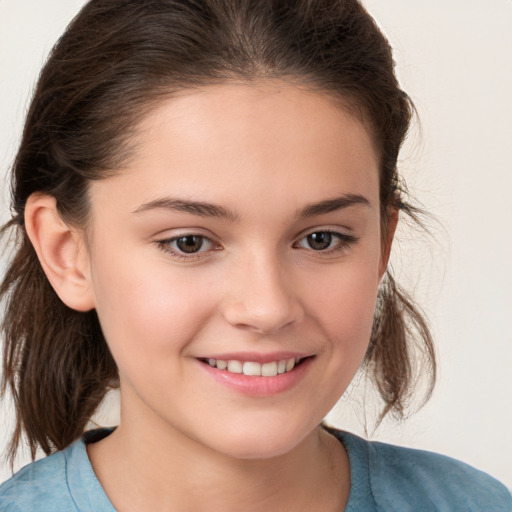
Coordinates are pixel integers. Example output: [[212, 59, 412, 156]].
[[223, 302, 304, 334]]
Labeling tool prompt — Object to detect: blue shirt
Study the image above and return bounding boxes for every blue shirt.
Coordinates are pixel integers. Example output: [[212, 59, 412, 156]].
[[1, 428, 510, 511]]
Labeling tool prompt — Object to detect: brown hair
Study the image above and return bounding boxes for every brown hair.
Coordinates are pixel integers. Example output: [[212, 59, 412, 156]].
[[1, 0, 435, 463]]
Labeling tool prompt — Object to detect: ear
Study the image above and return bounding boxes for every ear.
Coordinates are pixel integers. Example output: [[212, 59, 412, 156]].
[[24, 193, 95, 312], [378, 207, 399, 279]]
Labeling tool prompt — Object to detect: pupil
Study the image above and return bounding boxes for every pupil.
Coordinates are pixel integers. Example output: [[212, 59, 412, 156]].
[[177, 235, 203, 253], [308, 232, 332, 250]]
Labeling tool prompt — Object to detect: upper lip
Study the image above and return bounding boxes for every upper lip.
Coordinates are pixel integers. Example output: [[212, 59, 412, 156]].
[[197, 352, 314, 364]]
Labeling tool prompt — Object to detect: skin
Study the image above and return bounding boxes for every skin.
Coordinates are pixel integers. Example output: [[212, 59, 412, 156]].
[[25, 81, 396, 511]]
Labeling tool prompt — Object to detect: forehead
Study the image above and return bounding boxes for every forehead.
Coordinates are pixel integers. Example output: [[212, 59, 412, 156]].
[[90, 81, 379, 217], [137, 80, 376, 160]]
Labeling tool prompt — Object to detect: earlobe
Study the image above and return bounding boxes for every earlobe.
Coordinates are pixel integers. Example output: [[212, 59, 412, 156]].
[[378, 207, 399, 279], [24, 193, 95, 312]]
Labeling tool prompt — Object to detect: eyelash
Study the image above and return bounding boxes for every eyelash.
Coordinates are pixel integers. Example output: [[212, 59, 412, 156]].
[[155, 229, 358, 261], [293, 229, 358, 254], [155, 234, 219, 261]]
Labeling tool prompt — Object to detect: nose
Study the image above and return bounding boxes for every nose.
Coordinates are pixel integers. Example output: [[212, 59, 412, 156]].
[[221, 252, 305, 335]]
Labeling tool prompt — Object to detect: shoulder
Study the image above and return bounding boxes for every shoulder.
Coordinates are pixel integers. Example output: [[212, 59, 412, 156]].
[[368, 439, 512, 511], [0, 449, 76, 512], [333, 429, 512, 512], [0, 429, 115, 512]]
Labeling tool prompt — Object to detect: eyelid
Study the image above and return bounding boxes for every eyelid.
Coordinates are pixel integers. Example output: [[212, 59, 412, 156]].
[[293, 227, 359, 253], [296, 225, 357, 241], [154, 231, 222, 261]]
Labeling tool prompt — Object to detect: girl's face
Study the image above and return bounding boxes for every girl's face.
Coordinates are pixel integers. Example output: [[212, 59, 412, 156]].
[[83, 82, 390, 459]]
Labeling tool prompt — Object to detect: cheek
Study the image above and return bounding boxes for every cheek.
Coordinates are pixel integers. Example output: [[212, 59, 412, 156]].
[[306, 256, 380, 333], [319, 279, 377, 351], [303, 255, 380, 372], [89, 248, 216, 363]]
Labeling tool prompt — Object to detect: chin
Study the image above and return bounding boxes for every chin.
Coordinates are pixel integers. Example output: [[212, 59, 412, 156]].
[[202, 421, 316, 461]]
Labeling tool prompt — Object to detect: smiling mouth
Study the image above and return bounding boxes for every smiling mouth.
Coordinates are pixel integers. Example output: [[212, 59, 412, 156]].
[[200, 357, 310, 377]]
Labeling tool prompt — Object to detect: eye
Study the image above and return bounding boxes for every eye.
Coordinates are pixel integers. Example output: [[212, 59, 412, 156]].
[[173, 235, 210, 253], [156, 234, 217, 259], [294, 230, 357, 252]]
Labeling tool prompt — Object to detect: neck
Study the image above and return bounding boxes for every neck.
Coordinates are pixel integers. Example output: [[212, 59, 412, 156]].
[[88, 417, 350, 512]]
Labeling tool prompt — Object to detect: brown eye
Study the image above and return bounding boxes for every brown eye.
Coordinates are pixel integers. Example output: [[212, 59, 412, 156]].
[[175, 235, 206, 253], [306, 232, 333, 251], [295, 230, 358, 253], [156, 233, 217, 260]]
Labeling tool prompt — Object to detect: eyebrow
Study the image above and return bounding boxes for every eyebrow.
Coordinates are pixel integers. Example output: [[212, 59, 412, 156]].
[[133, 197, 239, 221], [133, 193, 370, 220], [298, 194, 370, 217]]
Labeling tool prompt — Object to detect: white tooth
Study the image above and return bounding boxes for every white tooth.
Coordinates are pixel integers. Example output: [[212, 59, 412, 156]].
[[285, 358, 295, 372], [277, 360, 287, 374], [208, 358, 216, 367], [216, 359, 227, 370], [227, 360, 243, 373], [261, 361, 278, 377], [243, 361, 262, 376]]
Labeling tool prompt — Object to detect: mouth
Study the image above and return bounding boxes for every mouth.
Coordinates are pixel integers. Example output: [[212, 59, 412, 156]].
[[197, 354, 315, 396], [199, 356, 311, 377]]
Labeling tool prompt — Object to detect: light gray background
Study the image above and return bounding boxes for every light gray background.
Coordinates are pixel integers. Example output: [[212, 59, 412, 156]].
[[1, 0, 511, 485]]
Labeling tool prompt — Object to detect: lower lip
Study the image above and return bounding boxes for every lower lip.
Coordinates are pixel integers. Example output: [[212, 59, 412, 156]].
[[197, 357, 314, 397]]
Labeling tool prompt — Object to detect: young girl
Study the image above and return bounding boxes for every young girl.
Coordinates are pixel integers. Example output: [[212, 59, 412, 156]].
[[0, 1, 510, 510]]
